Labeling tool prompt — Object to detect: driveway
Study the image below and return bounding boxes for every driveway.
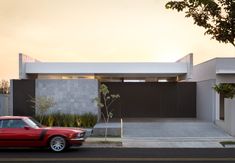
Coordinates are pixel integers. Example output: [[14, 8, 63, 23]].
[[122, 118, 235, 148]]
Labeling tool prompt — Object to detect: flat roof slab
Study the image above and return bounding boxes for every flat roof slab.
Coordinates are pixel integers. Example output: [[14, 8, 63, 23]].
[[25, 62, 188, 76]]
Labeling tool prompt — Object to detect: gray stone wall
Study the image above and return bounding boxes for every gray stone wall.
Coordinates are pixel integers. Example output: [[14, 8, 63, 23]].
[[35, 79, 99, 115], [0, 94, 9, 116]]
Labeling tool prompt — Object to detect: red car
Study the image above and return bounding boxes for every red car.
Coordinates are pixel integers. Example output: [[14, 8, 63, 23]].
[[0, 116, 86, 152]]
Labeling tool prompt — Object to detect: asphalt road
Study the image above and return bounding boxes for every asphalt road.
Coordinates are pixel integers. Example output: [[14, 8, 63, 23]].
[[0, 147, 235, 163]]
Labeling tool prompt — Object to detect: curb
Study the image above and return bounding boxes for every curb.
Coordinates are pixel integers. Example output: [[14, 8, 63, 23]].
[[82, 137, 122, 148], [82, 137, 235, 148]]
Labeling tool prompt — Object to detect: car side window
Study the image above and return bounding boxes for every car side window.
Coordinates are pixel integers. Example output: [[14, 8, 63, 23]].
[[2, 119, 26, 128], [0, 120, 2, 128]]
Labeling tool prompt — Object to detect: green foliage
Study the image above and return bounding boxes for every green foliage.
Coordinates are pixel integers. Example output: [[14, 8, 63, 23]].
[[0, 80, 9, 94], [34, 113, 97, 128], [94, 84, 120, 140], [95, 84, 120, 120], [213, 83, 235, 99], [220, 141, 235, 147], [80, 113, 98, 128], [30, 96, 56, 123], [165, 0, 235, 46]]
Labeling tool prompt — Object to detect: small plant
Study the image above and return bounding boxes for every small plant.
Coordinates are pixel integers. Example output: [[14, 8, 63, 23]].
[[47, 115, 54, 127], [220, 141, 235, 147], [80, 113, 98, 128], [213, 83, 235, 99], [94, 84, 120, 141], [0, 80, 9, 94], [34, 113, 97, 128], [30, 96, 56, 123]]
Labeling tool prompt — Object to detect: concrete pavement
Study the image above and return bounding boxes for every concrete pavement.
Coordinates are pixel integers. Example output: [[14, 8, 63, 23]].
[[86, 118, 235, 148], [122, 119, 235, 148]]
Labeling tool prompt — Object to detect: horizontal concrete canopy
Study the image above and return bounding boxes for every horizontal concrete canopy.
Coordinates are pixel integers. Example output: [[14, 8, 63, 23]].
[[25, 62, 188, 77], [216, 70, 235, 74], [216, 58, 235, 74]]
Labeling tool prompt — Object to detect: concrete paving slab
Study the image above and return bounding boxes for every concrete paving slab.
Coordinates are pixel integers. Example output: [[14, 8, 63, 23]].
[[84, 118, 235, 148], [122, 118, 235, 148], [123, 119, 232, 138], [122, 141, 223, 148]]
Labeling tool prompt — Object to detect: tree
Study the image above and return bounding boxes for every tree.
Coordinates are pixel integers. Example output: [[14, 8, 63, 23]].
[[94, 84, 120, 141], [165, 0, 235, 47], [0, 80, 9, 94], [30, 96, 56, 123], [213, 83, 235, 99]]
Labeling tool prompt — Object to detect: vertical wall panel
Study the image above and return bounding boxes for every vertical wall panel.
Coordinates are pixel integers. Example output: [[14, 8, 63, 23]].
[[102, 82, 196, 118], [13, 80, 35, 116]]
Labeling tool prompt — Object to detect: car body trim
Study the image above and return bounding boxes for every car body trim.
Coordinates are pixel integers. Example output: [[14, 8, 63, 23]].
[[0, 139, 38, 141], [39, 129, 47, 141], [70, 138, 85, 141]]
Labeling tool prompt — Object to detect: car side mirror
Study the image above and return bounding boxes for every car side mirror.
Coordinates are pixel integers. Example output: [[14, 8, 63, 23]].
[[24, 126, 31, 130]]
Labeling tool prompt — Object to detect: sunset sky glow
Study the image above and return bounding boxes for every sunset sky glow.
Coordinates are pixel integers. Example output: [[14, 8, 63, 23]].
[[0, 0, 234, 80]]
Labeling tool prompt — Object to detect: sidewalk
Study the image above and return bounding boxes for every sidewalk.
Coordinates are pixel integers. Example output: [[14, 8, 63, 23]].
[[122, 137, 235, 148], [82, 119, 235, 148], [82, 136, 235, 148], [122, 119, 235, 148]]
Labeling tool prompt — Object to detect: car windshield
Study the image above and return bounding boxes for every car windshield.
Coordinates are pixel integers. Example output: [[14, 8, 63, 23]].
[[24, 118, 43, 128]]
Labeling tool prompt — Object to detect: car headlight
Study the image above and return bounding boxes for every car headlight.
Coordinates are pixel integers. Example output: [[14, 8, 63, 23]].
[[77, 132, 85, 138]]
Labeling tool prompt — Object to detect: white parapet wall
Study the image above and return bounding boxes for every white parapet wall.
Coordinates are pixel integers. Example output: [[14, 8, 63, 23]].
[[176, 53, 193, 80], [19, 53, 40, 79], [0, 94, 9, 116]]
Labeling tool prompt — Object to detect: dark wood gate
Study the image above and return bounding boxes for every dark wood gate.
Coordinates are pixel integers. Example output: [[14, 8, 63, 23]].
[[101, 82, 196, 118], [13, 80, 35, 116]]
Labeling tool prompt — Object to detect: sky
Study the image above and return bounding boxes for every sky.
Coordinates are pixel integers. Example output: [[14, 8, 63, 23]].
[[0, 0, 234, 80]]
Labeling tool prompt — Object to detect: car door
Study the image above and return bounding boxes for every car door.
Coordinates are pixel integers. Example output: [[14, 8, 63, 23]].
[[0, 119, 42, 147], [0, 120, 5, 146]]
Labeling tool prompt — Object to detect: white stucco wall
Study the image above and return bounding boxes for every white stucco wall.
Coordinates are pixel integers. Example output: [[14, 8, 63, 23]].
[[216, 58, 235, 74], [216, 98, 235, 136], [191, 59, 216, 82], [196, 80, 216, 122], [192, 58, 235, 124], [216, 74, 235, 83], [191, 59, 217, 122]]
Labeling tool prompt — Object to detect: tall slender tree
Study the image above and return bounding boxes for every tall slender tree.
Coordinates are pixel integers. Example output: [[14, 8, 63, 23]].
[[94, 84, 120, 141]]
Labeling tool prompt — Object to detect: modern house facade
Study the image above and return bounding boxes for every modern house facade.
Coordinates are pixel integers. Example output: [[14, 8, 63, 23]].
[[191, 58, 235, 135], [10, 53, 196, 118], [9, 53, 235, 136]]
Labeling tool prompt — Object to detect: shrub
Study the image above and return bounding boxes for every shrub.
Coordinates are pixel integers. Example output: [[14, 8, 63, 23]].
[[213, 83, 235, 99], [80, 113, 98, 128], [30, 96, 56, 123], [0, 80, 9, 94], [34, 113, 97, 128]]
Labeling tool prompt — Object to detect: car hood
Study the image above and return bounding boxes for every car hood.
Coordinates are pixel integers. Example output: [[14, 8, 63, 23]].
[[43, 127, 85, 133]]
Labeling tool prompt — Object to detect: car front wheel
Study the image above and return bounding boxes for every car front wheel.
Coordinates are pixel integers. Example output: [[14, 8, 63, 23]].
[[49, 136, 67, 152]]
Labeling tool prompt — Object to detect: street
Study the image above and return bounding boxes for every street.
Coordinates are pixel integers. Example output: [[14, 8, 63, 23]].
[[0, 148, 235, 163]]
